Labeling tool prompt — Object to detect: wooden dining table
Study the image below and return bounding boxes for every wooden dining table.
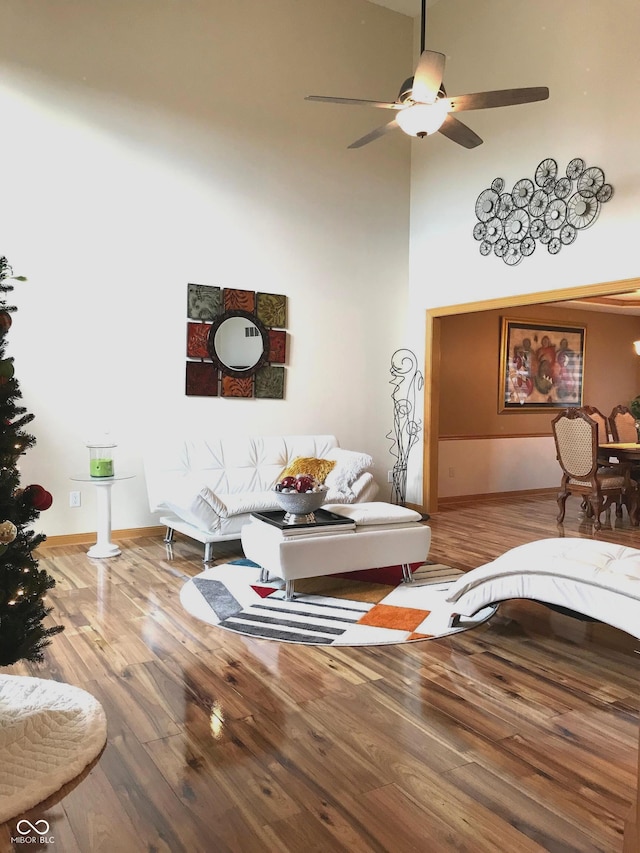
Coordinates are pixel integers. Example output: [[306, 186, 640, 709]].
[[600, 442, 640, 458], [599, 442, 640, 468]]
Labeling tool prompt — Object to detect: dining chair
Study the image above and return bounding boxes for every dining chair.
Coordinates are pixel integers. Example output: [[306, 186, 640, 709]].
[[608, 404, 640, 483], [609, 405, 638, 443], [552, 408, 638, 530], [581, 405, 615, 461], [581, 405, 611, 444]]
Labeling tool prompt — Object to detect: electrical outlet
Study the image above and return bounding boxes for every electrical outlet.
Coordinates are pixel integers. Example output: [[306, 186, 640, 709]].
[[387, 470, 394, 483], [69, 490, 81, 508], [448, 467, 455, 478]]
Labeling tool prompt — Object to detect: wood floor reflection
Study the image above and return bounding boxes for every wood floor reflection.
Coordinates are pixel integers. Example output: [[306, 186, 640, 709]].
[[1, 493, 638, 852]]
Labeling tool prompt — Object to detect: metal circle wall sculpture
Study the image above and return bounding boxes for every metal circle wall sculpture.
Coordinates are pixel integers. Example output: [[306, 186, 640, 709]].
[[473, 158, 613, 266]]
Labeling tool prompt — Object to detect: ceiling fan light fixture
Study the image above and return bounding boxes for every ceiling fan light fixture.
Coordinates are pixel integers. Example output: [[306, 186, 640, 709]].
[[396, 101, 449, 138]]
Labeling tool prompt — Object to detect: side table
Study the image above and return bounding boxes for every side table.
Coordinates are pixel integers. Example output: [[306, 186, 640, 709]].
[[70, 472, 135, 558]]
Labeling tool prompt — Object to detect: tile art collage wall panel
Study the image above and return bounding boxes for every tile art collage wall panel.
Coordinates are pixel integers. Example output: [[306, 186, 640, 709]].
[[185, 283, 287, 399]]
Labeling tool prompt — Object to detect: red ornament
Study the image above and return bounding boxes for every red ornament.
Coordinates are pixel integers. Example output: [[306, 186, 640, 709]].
[[295, 476, 314, 493], [0, 312, 12, 332], [24, 484, 53, 511]]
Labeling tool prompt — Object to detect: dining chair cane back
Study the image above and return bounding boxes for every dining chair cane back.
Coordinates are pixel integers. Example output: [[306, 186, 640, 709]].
[[552, 408, 638, 530], [609, 405, 638, 443]]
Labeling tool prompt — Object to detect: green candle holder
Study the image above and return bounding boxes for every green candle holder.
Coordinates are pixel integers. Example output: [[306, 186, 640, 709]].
[[88, 442, 116, 478]]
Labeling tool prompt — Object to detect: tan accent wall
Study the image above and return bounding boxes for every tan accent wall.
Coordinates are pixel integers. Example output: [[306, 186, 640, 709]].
[[439, 305, 640, 438]]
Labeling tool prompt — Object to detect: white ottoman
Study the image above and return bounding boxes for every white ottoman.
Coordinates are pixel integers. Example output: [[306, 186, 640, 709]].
[[446, 537, 640, 639], [241, 502, 432, 600]]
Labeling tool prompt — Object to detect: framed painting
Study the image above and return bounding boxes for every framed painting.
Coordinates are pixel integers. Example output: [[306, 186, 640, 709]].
[[499, 318, 585, 411]]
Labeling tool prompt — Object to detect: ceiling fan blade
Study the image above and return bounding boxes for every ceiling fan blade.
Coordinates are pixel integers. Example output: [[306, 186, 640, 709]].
[[444, 86, 549, 112], [305, 95, 400, 109], [348, 119, 400, 149], [411, 50, 446, 104], [438, 114, 483, 149]]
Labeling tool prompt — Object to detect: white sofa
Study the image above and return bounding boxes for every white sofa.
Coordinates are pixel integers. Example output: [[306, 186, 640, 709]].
[[143, 434, 379, 561]]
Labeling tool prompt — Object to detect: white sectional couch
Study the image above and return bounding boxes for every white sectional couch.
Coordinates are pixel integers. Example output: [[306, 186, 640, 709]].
[[143, 434, 379, 561]]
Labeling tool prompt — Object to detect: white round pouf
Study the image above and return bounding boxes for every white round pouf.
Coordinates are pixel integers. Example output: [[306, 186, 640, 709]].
[[0, 675, 107, 823]]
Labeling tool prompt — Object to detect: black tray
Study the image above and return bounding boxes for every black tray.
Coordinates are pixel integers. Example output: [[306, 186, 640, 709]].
[[251, 508, 355, 531]]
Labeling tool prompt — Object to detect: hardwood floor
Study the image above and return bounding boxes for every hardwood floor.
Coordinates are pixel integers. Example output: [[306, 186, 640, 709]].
[[1, 493, 639, 852]]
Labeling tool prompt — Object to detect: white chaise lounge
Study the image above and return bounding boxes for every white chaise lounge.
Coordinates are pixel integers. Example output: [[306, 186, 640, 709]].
[[446, 538, 640, 640]]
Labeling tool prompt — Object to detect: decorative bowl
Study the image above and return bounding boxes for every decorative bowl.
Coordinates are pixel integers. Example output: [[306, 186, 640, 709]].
[[273, 487, 328, 523]]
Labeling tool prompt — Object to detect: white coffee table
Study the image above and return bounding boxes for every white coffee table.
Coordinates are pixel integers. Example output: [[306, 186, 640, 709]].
[[241, 502, 431, 600]]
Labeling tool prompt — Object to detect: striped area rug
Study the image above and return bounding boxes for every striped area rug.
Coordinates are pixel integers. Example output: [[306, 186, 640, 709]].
[[180, 559, 496, 646]]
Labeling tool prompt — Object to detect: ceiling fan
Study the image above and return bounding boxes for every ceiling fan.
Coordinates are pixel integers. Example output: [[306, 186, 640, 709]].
[[305, 0, 549, 150]]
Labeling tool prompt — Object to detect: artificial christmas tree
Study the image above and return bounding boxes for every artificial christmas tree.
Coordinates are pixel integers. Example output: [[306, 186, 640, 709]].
[[0, 264, 106, 827], [0, 256, 60, 666]]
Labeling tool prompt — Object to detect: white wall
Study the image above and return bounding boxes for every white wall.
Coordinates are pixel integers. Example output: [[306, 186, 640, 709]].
[[438, 437, 559, 498], [410, 0, 640, 310], [4, 0, 632, 530], [406, 0, 640, 500], [0, 0, 414, 535]]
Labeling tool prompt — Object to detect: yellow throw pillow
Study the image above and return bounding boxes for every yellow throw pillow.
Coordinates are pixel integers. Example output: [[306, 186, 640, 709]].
[[279, 456, 336, 483]]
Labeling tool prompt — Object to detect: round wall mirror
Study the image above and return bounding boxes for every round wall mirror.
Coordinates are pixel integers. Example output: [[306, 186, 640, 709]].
[[207, 309, 269, 378]]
